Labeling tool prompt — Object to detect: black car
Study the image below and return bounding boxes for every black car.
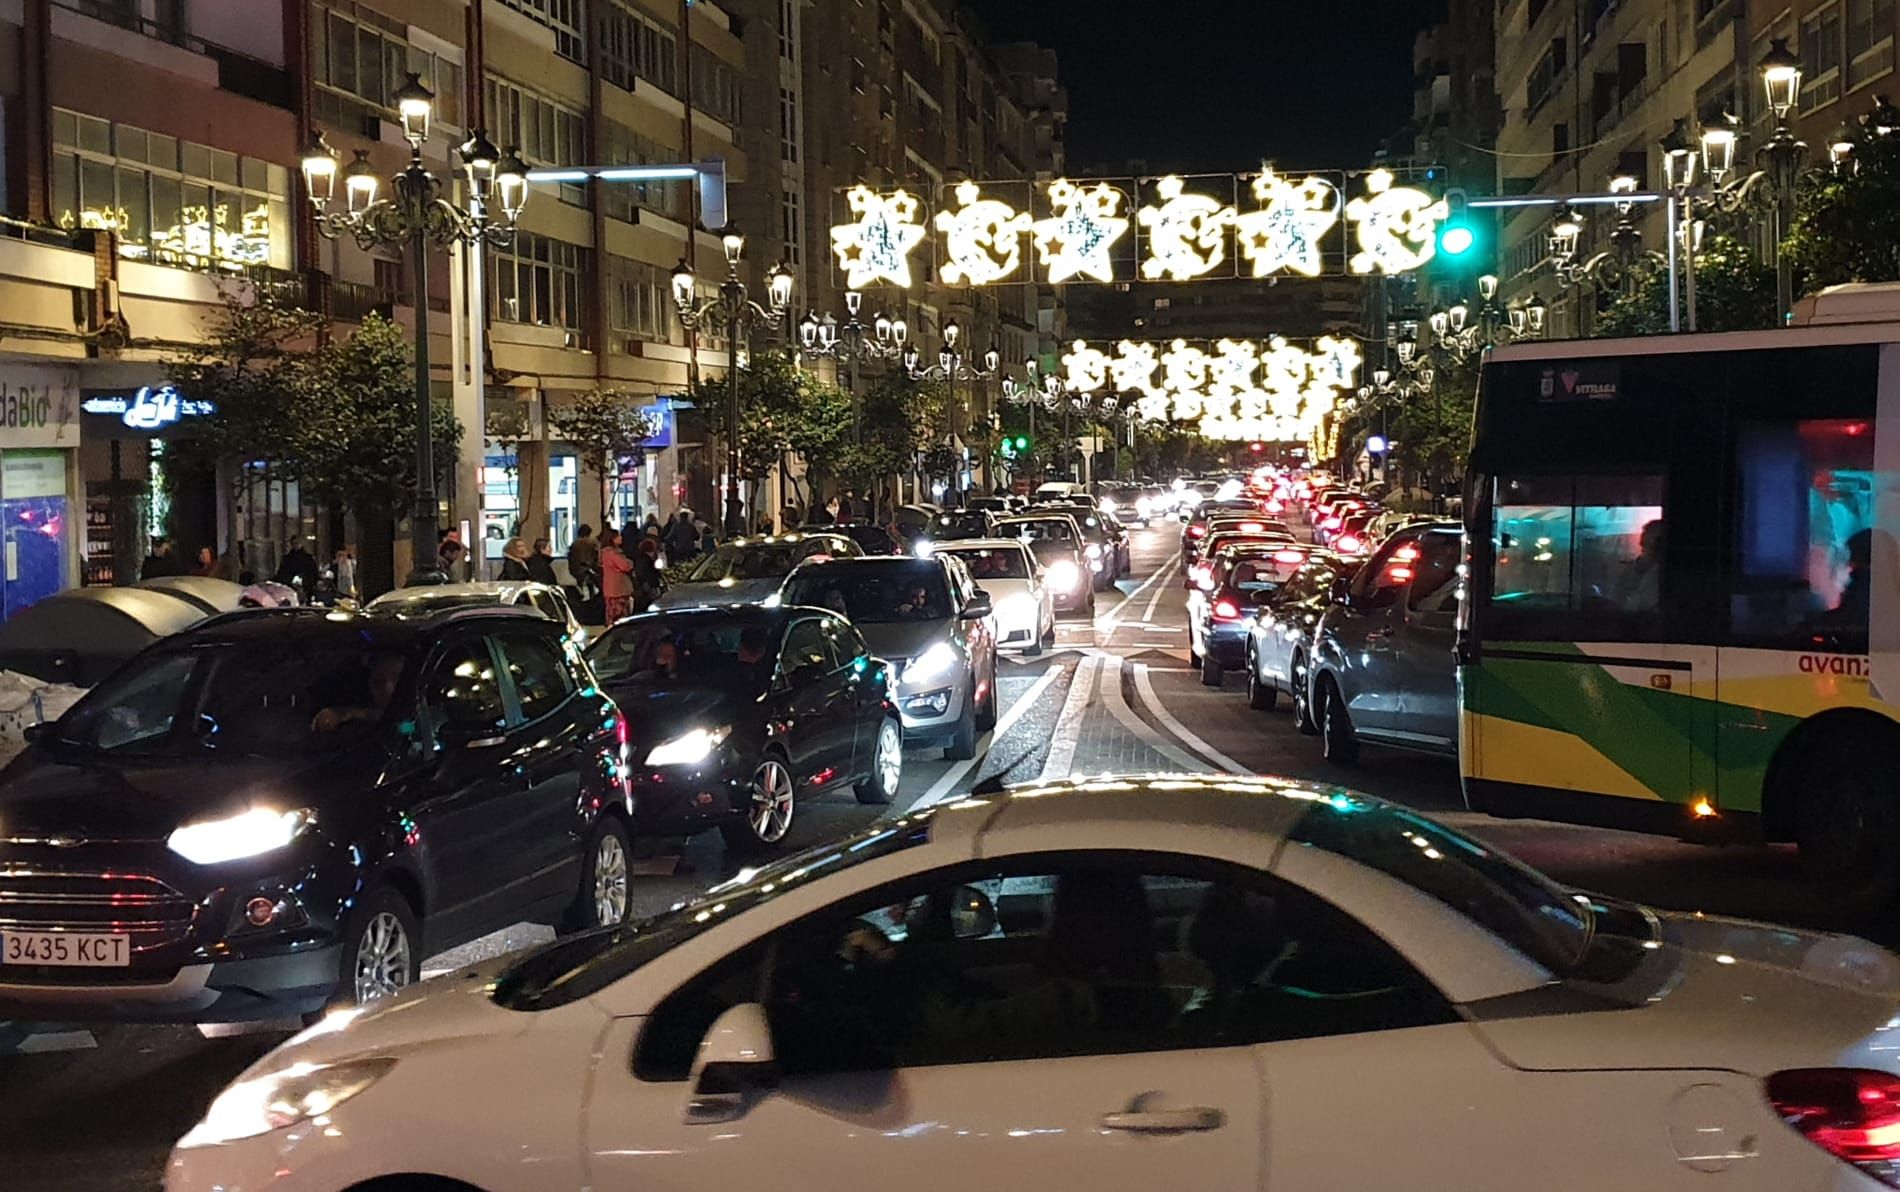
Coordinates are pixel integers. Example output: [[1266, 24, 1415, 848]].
[[0, 606, 631, 1024], [585, 606, 903, 850], [920, 508, 997, 545]]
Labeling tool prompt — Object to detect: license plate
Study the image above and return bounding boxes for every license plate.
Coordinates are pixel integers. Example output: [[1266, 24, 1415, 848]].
[[1, 931, 131, 967]]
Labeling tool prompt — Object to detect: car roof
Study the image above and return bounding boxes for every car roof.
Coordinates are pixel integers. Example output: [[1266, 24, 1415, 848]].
[[930, 537, 1031, 552], [370, 581, 563, 604], [601, 605, 795, 631], [788, 555, 949, 573], [188, 603, 548, 644], [715, 531, 853, 548]]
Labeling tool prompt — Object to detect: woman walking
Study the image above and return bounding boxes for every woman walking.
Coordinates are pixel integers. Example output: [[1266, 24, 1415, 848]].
[[600, 529, 635, 625]]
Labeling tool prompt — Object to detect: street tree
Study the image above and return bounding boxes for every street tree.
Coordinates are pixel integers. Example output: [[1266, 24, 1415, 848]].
[[1786, 128, 1900, 288], [1594, 233, 1778, 336], [546, 388, 659, 534]]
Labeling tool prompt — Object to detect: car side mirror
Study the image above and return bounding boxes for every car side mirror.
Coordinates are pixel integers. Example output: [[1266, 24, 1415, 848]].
[[1330, 576, 1355, 607], [949, 884, 998, 939], [961, 591, 993, 620], [22, 721, 49, 745], [684, 1003, 777, 1125]]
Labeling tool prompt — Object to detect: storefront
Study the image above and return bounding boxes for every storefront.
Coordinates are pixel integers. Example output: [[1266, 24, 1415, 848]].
[[605, 398, 678, 533], [0, 364, 83, 619], [77, 380, 221, 585]]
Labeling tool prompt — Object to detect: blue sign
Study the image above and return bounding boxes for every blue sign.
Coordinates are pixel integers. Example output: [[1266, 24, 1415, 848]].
[[81, 386, 215, 431]]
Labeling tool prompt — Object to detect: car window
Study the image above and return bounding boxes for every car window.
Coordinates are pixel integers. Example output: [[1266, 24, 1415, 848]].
[[942, 547, 1030, 580], [780, 619, 829, 674], [819, 616, 860, 669], [421, 638, 509, 737], [497, 633, 575, 722], [782, 562, 951, 624], [632, 853, 1452, 1081], [527, 591, 565, 623], [69, 652, 198, 751], [1407, 533, 1463, 614]]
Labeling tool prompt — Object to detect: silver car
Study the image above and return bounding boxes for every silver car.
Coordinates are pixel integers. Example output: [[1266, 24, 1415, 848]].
[[655, 532, 864, 609], [780, 555, 997, 759], [368, 581, 588, 643], [1304, 523, 1462, 765]]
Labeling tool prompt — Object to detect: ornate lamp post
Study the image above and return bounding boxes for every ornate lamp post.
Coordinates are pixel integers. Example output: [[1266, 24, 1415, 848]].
[[300, 74, 527, 583], [904, 319, 1000, 490], [797, 289, 907, 444], [669, 233, 794, 537], [1759, 37, 1808, 324]]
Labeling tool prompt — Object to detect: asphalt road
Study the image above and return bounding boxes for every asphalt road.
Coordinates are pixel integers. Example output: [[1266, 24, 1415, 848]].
[[0, 514, 1857, 1190]]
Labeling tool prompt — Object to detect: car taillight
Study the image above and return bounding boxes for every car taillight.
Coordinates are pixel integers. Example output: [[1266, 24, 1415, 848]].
[[1237, 521, 1264, 532], [1213, 598, 1241, 620], [1338, 535, 1362, 554], [1323, 515, 1343, 529], [1768, 1068, 1900, 1186], [1265, 500, 1284, 514], [1189, 525, 1207, 537], [1275, 549, 1305, 564]]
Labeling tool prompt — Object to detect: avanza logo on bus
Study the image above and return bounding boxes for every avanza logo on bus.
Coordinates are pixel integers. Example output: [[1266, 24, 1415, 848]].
[[1799, 654, 1869, 676]]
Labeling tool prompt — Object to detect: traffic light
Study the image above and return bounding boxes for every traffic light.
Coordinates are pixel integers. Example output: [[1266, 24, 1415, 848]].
[[1014, 435, 1030, 453], [1435, 188, 1480, 261], [1001, 434, 1031, 459]]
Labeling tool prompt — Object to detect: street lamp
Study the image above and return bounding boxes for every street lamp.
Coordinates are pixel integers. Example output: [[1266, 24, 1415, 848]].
[[906, 318, 1003, 490], [1758, 40, 1809, 325], [300, 77, 528, 583], [670, 234, 794, 537]]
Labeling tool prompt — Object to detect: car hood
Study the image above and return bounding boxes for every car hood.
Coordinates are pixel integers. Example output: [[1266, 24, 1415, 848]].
[[603, 683, 750, 746], [854, 620, 955, 663], [0, 749, 369, 842], [654, 578, 784, 609], [1472, 912, 1900, 1075]]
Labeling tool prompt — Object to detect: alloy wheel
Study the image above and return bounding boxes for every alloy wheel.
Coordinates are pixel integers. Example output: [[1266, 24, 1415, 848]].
[[877, 720, 903, 796], [592, 832, 629, 925], [353, 911, 411, 1003], [749, 759, 796, 843]]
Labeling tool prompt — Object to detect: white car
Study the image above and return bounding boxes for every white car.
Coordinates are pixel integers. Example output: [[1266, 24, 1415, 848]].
[[930, 537, 1055, 655], [368, 581, 587, 644], [169, 774, 1900, 1192]]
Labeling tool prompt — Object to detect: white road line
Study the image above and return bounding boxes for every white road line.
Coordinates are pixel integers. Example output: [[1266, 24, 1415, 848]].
[[1140, 558, 1178, 623], [1096, 551, 1181, 632], [909, 665, 1064, 812], [1038, 655, 1100, 781], [1096, 654, 1212, 772], [1132, 661, 1251, 773]]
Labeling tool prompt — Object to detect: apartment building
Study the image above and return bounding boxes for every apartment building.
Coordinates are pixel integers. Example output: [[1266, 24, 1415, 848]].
[[1746, 0, 1898, 146]]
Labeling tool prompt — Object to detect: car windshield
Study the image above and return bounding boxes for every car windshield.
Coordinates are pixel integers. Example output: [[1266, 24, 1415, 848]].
[[55, 638, 412, 759], [1288, 794, 1591, 975], [782, 562, 950, 624], [931, 511, 991, 538], [998, 518, 1074, 544], [586, 618, 777, 686], [492, 816, 937, 1010], [938, 546, 1029, 580], [686, 544, 800, 582]]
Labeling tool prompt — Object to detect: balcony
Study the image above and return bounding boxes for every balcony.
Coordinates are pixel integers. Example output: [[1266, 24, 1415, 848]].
[[52, 0, 293, 109]]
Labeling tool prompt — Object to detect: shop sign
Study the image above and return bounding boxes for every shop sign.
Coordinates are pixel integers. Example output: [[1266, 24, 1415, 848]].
[[81, 385, 216, 431], [0, 371, 80, 449]]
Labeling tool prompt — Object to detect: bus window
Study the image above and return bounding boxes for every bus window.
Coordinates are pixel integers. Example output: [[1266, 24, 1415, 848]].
[[1731, 418, 1875, 652], [1489, 474, 1665, 636]]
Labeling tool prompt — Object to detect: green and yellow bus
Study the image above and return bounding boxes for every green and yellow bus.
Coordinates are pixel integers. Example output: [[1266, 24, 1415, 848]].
[[1462, 315, 1900, 913]]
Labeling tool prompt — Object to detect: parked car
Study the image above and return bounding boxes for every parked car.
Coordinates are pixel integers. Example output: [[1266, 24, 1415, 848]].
[[995, 512, 1094, 615], [655, 533, 864, 610], [1305, 523, 1463, 765], [170, 772, 1900, 1192], [1033, 480, 1088, 501], [780, 555, 996, 759], [1244, 552, 1353, 721], [0, 605, 630, 1024], [931, 538, 1055, 655], [584, 606, 902, 850], [370, 581, 587, 644]]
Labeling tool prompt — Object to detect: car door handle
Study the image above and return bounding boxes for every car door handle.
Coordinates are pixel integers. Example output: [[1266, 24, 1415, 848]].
[[1099, 1107, 1225, 1133]]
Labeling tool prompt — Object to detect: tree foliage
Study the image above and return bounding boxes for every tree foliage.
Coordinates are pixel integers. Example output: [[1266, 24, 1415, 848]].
[[1594, 233, 1778, 337], [546, 388, 658, 520], [1786, 131, 1900, 288]]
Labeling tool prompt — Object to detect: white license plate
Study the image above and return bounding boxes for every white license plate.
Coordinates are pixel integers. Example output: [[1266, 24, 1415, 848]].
[[1, 931, 131, 967]]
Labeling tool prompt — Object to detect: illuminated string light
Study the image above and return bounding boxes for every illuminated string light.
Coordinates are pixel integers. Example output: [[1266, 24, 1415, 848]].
[[1138, 175, 1235, 281], [1055, 336, 1362, 442], [830, 185, 927, 289], [1032, 180, 1130, 284], [1233, 170, 1340, 278], [1345, 168, 1448, 275], [934, 179, 1031, 286]]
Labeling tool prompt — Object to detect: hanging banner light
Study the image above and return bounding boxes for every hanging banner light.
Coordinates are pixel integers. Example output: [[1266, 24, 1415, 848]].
[[829, 185, 928, 289], [1344, 168, 1449, 275], [1138, 176, 1236, 281], [1234, 169, 1340, 278], [934, 180, 1031, 286], [1032, 179, 1131, 284]]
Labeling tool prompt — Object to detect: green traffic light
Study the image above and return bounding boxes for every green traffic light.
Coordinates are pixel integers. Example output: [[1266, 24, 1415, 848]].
[[1439, 224, 1477, 256]]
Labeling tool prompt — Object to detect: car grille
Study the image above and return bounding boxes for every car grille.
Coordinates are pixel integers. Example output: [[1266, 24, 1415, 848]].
[[0, 868, 199, 951]]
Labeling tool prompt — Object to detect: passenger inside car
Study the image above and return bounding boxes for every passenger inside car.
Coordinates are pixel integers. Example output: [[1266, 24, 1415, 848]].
[[310, 653, 407, 733]]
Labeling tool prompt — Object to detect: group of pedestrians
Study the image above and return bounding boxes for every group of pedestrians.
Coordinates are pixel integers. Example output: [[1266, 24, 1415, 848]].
[[139, 536, 359, 604]]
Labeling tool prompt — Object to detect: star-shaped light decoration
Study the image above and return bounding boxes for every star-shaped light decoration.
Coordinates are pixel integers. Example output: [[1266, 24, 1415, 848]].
[[1233, 169, 1341, 278], [830, 185, 927, 289], [935, 180, 1031, 286], [1344, 168, 1448, 275], [1032, 180, 1130, 284], [1138, 175, 1235, 281], [1062, 340, 1112, 393]]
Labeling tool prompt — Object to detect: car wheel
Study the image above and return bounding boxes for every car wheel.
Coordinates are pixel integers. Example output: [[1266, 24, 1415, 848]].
[[855, 717, 902, 805], [338, 887, 420, 1007], [1291, 653, 1318, 735], [563, 815, 633, 932], [722, 754, 796, 852], [1201, 650, 1223, 688], [1798, 744, 1900, 918], [1024, 635, 1042, 657], [1247, 653, 1277, 711], [976, 670, 998, 731], [1319, 677, 1359, 766], [1043, 621, 1058, 646], [945, 693, 978, 760]]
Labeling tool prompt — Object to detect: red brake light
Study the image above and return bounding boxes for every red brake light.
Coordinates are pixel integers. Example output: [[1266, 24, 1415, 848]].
[[1338, 535, 1362, 554], [1769, 1068, 1900, 1185], [1323, 515, 1343, 529], [1385, 565, 1414, 584], [1274, 549, 1304, 564], [1213, 598, 1241, 620], [1190, 525, 1207, 537]]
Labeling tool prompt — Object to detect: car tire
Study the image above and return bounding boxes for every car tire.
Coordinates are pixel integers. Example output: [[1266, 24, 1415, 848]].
[[1291, 653, 1318, 736], [335, 886, 421, 1008], [722, 753, 796, 853], [1248, 654, 1277, 710], [1798, 743, 1900, 918], [1024, 635, 1043, 657], [1043, 622, 1058, 647], [1201, 650, 1223, 688], [855, 717, 902, 805], [976, 667, 998, 731], [1319, 677, 1358, 766], [1085, 590, 1096, 617], [945, 693, 979, 760], [562, 815, 633, 933]]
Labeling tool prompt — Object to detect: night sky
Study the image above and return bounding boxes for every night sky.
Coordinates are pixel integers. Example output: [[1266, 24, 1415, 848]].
[[965, 0, 1440, 175]]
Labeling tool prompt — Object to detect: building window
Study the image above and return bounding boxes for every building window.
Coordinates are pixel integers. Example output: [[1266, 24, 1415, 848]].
[[779, 0, 795, 59], [486, 76, 587, 206], [312, 4, 462, 131], [780, 189, 801, 266], [691, 46, 743, 125], [602, 121, 690, 223], [601, 1, 678, 96], [1848, 0, 1895, 90], [1802, 3, 1845, 111], [779, 88, 799, 163], [491, 232, 590, 333], [50, 107, 291, 273], [1528, 37, 1567, 112], [493, 0, 584, 62], [608, 257, 678, 344]]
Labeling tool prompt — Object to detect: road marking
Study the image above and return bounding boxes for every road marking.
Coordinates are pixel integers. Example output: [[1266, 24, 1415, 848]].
[[1096, 553, 1181, 633], [1132, 662, 1250, 773], [1038, 655, 1100, 781], [1140, 560, 1178, 623], [909, 664, 1064, 811], [1096, 654, 1212, 772]]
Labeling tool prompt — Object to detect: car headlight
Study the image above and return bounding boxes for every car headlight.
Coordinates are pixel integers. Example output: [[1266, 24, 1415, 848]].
[[646, 726, 731, 766], [1085, 543, 1102, 559], [903, 641, 960, 684], [914, 539, 936, 558], [177, 1058, 397, 1148], [167, 808, 312, 866], [1047, 560, 1081, 592]]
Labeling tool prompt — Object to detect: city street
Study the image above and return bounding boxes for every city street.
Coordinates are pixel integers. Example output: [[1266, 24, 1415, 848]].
[[0, 516, 1843, 1190]]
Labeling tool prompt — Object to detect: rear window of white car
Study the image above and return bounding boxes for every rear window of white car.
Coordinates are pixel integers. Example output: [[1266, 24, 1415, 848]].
[[941, 547, 1029, 580]]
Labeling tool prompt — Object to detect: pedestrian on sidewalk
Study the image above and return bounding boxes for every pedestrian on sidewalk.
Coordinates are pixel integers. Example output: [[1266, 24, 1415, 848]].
[[332, 546, 357, 601], [526, 538, 559, 586], [663, 511, 700, 562], [631, 538, 664, 612], [600, 529, 635, 624], [498, 537, 533, 581]]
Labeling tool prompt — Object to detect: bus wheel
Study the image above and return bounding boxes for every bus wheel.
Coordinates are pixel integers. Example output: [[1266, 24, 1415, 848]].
[[1799, 748, 1900, 918]]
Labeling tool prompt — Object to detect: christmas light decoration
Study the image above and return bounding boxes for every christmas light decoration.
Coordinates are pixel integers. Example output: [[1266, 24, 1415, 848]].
[[1233, 170, 1340, 278], [1345, 168, 1448, 275], [1108, 340, 1162, 399], [1138, 175, 1235, 281], [934, 179, 1031, 286], [1061, 340, 1113, 393], [830, 185, 927, 289], [1032, 180, 1130, 284]]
